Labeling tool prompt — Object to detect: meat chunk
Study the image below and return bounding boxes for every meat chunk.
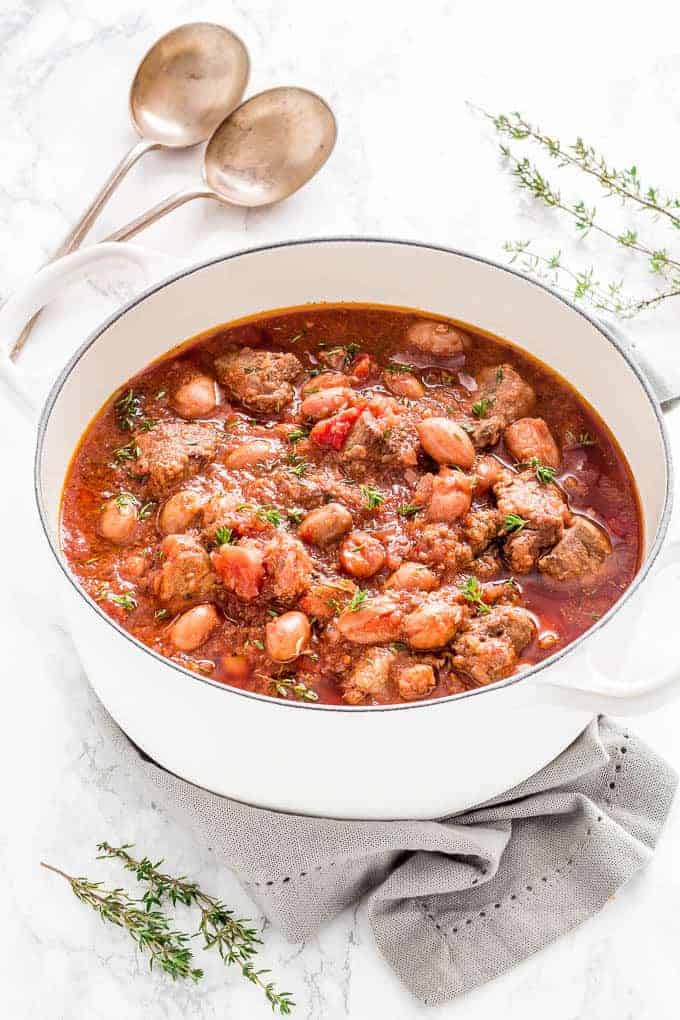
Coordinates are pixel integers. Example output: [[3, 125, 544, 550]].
[[412, 523, 472, 572], [538, 517, 612, 581], [452, 606, 536, 685], [214, 347, 301, 413], [463, 507, 502, 556], [340, 409, 385, 463], [494, 469, 570, 573], [263, 533, 313, 602], [299, 577, 357, 621], [135, 422, 220, 497], [504, 417, 560, 469], [342, 647, 396, 705], [402, 601, 466, 649], [155, 534, 216, 611], [211, 541, 265, 601], [468, 365, 535, 449], [405, 319, 468, 357], [336, 595, 404, 645], [396, 663, 436, 701]]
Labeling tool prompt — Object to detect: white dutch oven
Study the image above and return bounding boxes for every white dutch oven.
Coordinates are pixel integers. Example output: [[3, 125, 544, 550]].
[[2, 238, 679, 819]]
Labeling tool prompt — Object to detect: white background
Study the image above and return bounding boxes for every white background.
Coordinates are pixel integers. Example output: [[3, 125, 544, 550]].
[[2, 1, 680, 1017]]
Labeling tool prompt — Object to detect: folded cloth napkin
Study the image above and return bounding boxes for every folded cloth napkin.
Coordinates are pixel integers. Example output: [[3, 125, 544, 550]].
[[96, 700, 676, 1005]]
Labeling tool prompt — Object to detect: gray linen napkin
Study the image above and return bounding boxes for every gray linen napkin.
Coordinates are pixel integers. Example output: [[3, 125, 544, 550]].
[[97, 700, 676, 1005]]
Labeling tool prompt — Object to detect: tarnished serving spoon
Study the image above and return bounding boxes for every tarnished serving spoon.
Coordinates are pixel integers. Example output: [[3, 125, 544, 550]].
[[103, 87, 337, 241], [11, 22, 249, 358]]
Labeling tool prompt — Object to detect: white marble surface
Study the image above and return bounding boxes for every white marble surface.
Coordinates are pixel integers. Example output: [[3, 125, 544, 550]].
[[2, 1, 680, 1017]]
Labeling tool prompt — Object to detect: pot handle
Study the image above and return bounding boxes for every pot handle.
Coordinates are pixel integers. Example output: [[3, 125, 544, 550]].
[[526, 539, 680, 715], [0, 242, 170, 421]]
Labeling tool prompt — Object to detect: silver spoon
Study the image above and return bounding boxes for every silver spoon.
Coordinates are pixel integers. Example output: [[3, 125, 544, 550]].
[[103, 87, 337, 242], [11, 22, 249, 358]]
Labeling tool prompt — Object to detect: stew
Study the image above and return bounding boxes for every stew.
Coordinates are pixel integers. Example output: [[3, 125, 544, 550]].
[[61, 304, 642, 706]]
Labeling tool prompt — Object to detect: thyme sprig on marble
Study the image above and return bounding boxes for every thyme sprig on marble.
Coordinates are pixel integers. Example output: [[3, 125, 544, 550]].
[[40, 861, 203, 981], [42, 845, 294, 1014], [475, 107, 680, 317]]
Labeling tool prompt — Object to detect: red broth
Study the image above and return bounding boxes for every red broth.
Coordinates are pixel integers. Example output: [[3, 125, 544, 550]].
[[61, 304, 642, 705]]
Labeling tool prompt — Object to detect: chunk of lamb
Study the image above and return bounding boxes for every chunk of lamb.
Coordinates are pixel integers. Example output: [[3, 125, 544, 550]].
[[452, 606, 536, 685], [538, 516, 612, 582], [468, 364, 535, 449], [340, 407, 419, 468], [214, 347, 301, 413], [405, 319, 468, 357], [135, 422, 220, 498], [342, 647, 396, 705], [504, 417, 560, 469], [263, 533, 313, 602], [463, 507, 502, 556], [493, 469, 570, 573], [155, 534, 216, 612], [395, 663, 436, 701]]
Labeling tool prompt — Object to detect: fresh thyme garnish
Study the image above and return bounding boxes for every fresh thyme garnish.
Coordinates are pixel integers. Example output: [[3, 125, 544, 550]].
[[288, 331, 306, 344], [287, 427, 309, 443], [113, 440, 140, 465], [114, 389, 143, 432], [40, 861, 203, 982], [84, 843, 295, 1013], [459, 576, 491, 615], [267, 677, 319, 702], [503, 513, 528, 534], [256, 506, 283, 527], [529, 457, 556, 484], [385, 361, 413, 374], [115, 491, 138, 509], [472, 397, 494, 419], [214, 526, 235, 546], [155, 389, 167, 400], [154, 608, 170, 620], [346, 589, 368, 613], [397, 503, 422, 518], [496, 366, 504, 383], [578, 432, 596, 447], [360, 484, 385, 510], [287, 508, 304, 524], [343, 341, 361, 367], [285, 453, 309, 477], [138, 501, 156, 521], [108, 592, 138, 611]]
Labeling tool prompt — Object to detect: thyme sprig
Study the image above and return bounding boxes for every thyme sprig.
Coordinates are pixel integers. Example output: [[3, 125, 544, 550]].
[[96, 843, 294, 1013], [477, 107, 680, 317], [40, 861, 203, 982]]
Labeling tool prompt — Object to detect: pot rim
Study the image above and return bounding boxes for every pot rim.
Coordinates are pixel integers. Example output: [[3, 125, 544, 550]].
[[34, 235, 674, 713]]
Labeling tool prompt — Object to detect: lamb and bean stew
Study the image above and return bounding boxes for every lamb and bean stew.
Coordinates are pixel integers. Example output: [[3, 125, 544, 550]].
[[61, 304, 642, 706]]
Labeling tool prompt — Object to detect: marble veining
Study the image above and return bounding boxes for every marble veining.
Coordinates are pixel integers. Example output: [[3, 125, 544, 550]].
[[2, 1, 680, 1017]]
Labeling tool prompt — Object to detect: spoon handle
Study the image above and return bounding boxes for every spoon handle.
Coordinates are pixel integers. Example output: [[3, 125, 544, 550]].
[[55, 138, 160, 256], [103, 187, 218, 242], [9, 138, 159, 360]]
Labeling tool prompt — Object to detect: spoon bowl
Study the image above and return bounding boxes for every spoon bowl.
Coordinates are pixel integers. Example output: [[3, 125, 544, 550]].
[[130, 23, 250, 148], [204, 86, 337, 206]]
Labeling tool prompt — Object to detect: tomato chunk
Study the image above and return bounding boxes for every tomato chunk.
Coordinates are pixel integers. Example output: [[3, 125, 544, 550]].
[[310, 404, 364, 450]]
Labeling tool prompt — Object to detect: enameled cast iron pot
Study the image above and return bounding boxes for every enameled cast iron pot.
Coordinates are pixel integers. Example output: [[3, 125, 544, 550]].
[[2, 238, 679, 819]]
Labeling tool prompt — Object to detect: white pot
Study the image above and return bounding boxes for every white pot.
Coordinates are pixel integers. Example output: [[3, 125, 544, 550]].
[[2, 238, 679, 820]]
